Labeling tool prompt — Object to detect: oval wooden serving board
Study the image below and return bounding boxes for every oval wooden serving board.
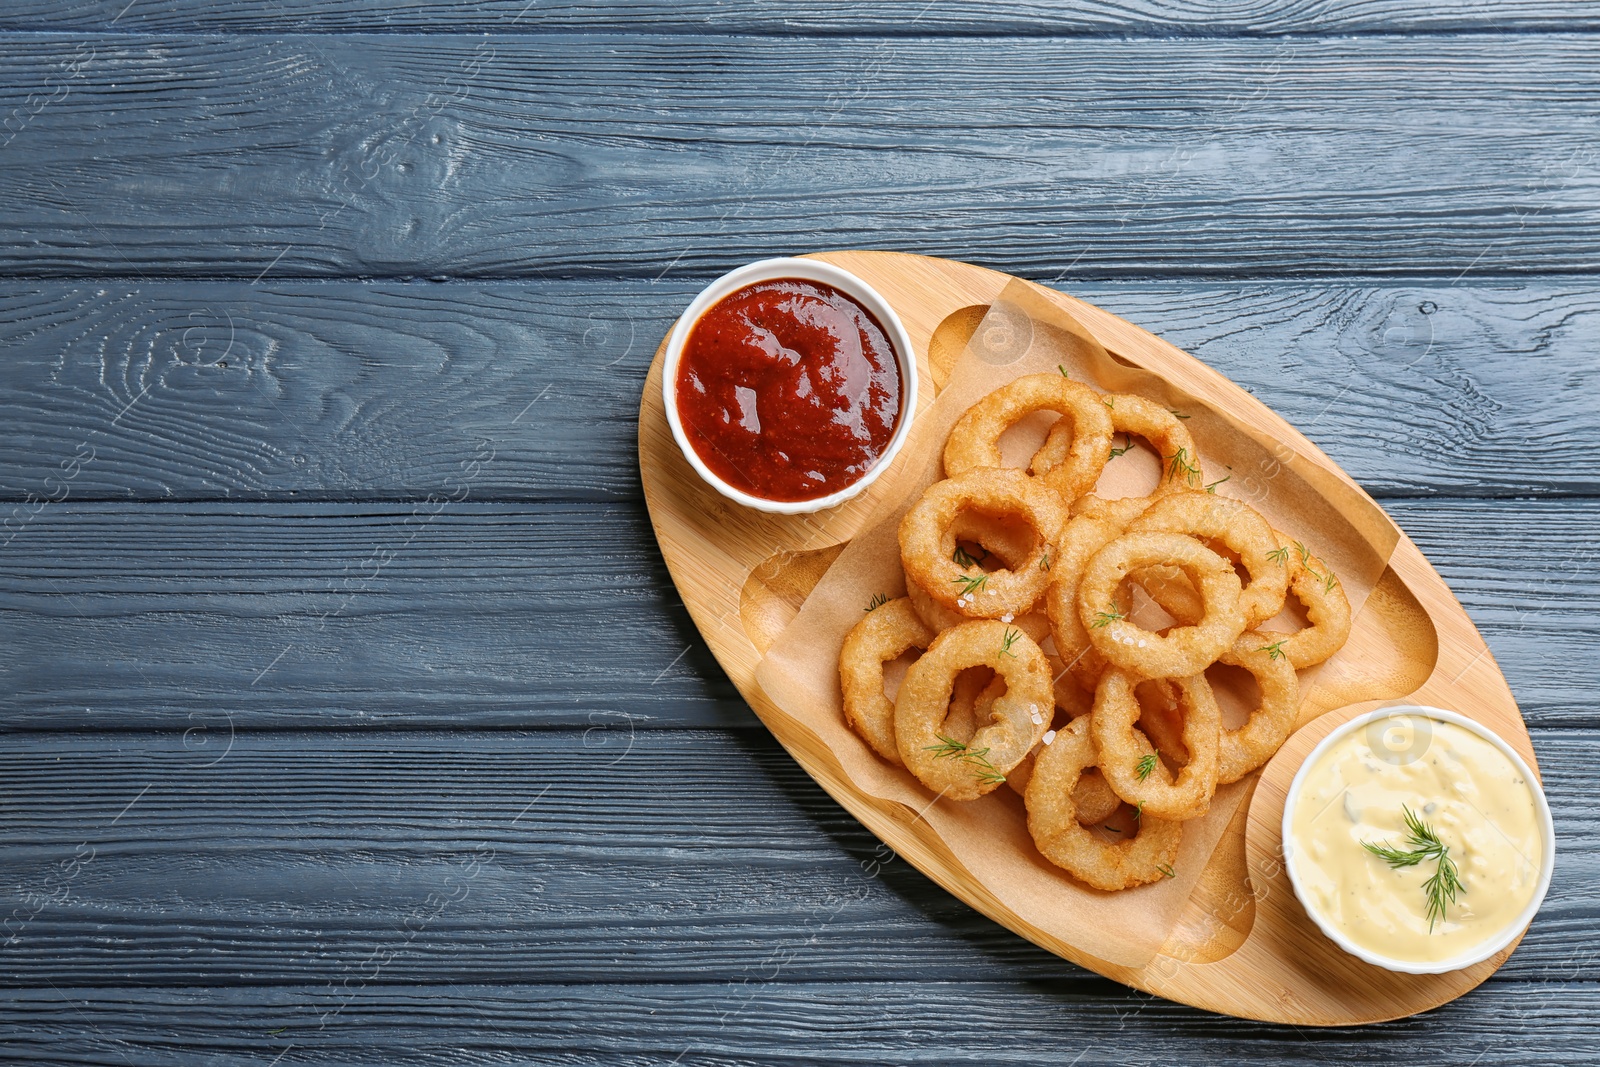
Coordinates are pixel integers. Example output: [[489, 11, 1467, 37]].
[[637, 251, 1539, 1024]]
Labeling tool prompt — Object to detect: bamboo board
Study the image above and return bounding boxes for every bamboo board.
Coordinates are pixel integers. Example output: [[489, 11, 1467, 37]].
[[636, 251, 1537, 1024]]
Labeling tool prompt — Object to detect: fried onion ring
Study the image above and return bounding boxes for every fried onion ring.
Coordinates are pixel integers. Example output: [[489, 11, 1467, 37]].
[[1025, 716, 1182, 890], [905, 569, 1050, 634], [1079, 532, 1245, 678], [943, 373, 1114, 501], [838, 597, 935, 765], [1045, 392, 1201, 496], [1269, 540, 1352, 669], [1092, 668, 1220, 820], [1011, 751, 1123, 826], [982, 658, 1106, 819], [1215, 632, 1301, 783], [1044, 511, 1135, 694], [895, 620, 1054, 800], [942, 666, 999, 745], [899, 469, 1066, 620], [1128, 491, 1288, 627]]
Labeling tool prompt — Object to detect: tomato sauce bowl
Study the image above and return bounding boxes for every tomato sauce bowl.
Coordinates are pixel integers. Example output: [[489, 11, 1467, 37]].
[[661, 257, 919, 515]]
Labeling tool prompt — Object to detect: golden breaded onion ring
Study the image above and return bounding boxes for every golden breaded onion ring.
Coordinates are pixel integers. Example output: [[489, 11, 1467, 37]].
[[1127, 491, 1288, 628], [991, 657, 1107, 821], [1010, 747, 1123, 826], [1092, 668, 1221, 820], [899, 469, 1066, 620], [1025, 716, 1182, 891], [1043, 510, 1136, 694], [1138, 635, 1301, 785], [1042, 392, 1201, 495], [1271, 540, 1352, 669], [943, 373, 1114, 501], [895, 620, 1053, 801], [1078, 532, 1245, 678], [904, 509, 1049, 630], [838, 598, 935, 765], [1215, 632, 1301, 783]]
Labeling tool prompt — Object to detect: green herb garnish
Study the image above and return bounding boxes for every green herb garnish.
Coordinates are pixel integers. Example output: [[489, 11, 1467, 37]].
[[1259, 639, 1287, 661], [865, 592, 890, 613], [1108, 433, 1135, 460], [1135, 753, 1158, 781], [925, 734, 1008, 786], [953, 545, 985, 569], [1090, 605, 1125, 629], [1361, 806, 1465, 932], [999, 627, 1022, 659], [953, 573, 988, 597], [1165, 446, 1201, 487]]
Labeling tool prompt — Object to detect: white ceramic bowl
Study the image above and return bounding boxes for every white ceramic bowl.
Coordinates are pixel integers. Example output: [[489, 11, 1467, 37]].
[[660, 257, 918, 515], [1281, 704, 1556, 975]]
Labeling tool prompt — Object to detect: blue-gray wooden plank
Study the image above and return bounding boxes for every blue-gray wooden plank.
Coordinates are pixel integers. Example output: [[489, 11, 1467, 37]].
[[0, 498, 1593, 731], [0, 281, 1594, 502], [1, 980, 1595, 1065], [1, 35, 1598, 280], [0, 728, 1592, 1003], [7, 0, 1600, 35]]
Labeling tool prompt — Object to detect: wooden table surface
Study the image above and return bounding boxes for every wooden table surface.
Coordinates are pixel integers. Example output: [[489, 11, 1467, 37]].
[[1, 3, 1596, 1063]]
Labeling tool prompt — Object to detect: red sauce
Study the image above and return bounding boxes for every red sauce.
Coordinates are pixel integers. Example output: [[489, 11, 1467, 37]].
[[674, 278, 903, 503]]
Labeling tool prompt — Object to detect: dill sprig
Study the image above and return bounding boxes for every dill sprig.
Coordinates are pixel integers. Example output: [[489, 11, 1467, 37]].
[[1259, 639, 1287, 661], [1169, 409, 1191, 420], [1290, 540, 1339, 594], [1267, 545, 1291, 564], [1204, 475, 1230, 494], [1058, 364, 1071, 378], [999, 627, 1022, 659], [1090, 604, 1126, 629], [925, 734, 1008, 786], [952, 573, 988, 597], [1108, 433, 1135, 460], [953, 544, 986, 569], [1165, 446, 1201, 487], [1135, 753, 1158, 781], [865, 592, 890, 613], [1039, 546, 1052, 572], [1133, 801, 1144, 822], [1361, 806, 1465, 932], [1103, 396, 1116, 410], [1156, 863, 1176, 879]]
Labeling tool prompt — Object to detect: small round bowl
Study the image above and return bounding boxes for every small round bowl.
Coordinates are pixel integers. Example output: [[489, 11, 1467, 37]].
[[1281, 704, 1556, 975], [661, 257, 918, 515]]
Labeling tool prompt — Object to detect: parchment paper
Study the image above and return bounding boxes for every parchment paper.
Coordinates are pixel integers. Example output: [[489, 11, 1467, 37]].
[[755, 280, 1399, 968]]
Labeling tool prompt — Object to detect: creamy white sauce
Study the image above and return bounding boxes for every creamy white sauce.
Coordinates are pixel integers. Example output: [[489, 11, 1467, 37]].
[[1289, 718, 1543, 964]]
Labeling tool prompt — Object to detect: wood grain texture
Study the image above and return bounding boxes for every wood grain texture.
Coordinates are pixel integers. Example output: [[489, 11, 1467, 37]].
[[7, 0, 1600, 35], [2, 980, 1596, 1066], [2, 35, 1598, 280], [0, 4, 1593, 1053], [0, 499, 1592, 733], [0, 280, 1595, 502], [0, 729, 1592, 989]]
